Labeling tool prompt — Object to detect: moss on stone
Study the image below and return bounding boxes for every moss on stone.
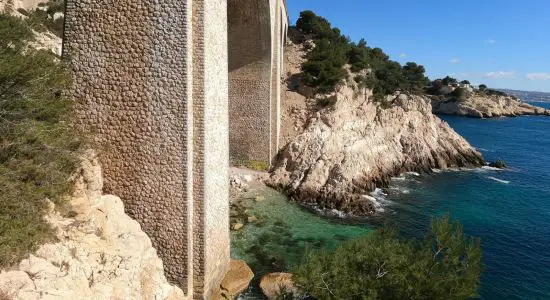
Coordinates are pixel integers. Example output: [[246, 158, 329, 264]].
[[248, 160, 270, 171]]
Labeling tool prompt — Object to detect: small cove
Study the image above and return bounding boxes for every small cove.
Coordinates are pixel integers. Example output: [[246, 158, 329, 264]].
[[232, 101, 550, 299]]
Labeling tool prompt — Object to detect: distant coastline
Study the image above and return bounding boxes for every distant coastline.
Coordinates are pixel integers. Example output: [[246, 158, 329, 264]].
[[497, 89, 550, 103]]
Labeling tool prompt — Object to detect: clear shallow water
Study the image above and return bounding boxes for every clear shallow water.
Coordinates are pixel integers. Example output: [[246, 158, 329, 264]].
[[232, 101, 550, 299], [231, 187, 371, 275]]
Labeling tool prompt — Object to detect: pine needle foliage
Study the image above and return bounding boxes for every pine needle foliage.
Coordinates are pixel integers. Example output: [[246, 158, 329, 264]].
[[0, 13, 80, 267], [293, 215, 482, 300], [296, 10, 429, 101]]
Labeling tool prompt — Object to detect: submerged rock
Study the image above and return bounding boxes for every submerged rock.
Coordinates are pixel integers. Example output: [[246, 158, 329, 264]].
[[489, 159, 507, 169], [269, 85, 484, 215], [231, 223, 244, 231]]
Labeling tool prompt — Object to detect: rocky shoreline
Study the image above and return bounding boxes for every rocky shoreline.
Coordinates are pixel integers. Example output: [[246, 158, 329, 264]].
[[431, 93, 550, 118], [269, 76, 484, 215]]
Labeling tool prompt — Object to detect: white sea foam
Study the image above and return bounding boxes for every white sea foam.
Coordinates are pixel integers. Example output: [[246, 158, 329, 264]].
[[405, 171, 421, 177], [392, 176, 407, 181], [482, 166, 503, 171], [330, 209, 348, 218], [362, 195, 386, 212], [487, 176, 510, 184], [389, 186, 410, 194], [431, 168, 442, 173], [371, 188, 388, 197]]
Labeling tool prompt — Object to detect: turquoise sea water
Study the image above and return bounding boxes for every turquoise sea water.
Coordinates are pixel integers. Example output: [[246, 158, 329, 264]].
[[380, 102, 550, 299], [232, 101, 550, 299]]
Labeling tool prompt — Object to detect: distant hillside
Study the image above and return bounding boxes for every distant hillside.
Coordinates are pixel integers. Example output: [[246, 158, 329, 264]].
[[497, 89, 550, 103]]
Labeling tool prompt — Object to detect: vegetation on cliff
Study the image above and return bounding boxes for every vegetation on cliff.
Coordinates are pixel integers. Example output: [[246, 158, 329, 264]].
[[293, 215, 482, 299], [295, 10, 429, 100], [0, 13, 80, 267], [14, 0, 65, 37]]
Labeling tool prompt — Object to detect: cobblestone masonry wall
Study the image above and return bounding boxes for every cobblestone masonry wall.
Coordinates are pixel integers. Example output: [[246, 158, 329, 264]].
[[228, 0, 272, 165], [64, 0, 284, 298], [228, 0, 288, 166], [63, 0, 229, 298]]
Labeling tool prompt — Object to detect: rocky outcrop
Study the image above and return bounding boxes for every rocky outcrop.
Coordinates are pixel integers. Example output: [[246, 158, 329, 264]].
[[0, 151, 184, 300], [260, 273, 298, 299], [269, 79, 484, 215], [1, 0, 63, 55], [431, 94, 550, 118], [0, 0, 49, 11]]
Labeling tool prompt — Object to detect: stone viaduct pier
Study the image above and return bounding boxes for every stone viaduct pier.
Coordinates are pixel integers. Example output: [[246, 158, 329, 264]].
[[63, 0, 287, 298]]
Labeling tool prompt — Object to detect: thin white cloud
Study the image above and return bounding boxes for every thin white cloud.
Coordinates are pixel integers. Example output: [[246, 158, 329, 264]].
[[450, 58, 460, 64], [526, 72, 550, 81], [399, 53, 407, 58], [483, 71, 516, 79], [486, 39, 497, 44]]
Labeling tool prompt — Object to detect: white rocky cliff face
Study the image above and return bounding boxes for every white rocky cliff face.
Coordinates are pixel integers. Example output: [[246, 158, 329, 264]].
[[431, 93, 550, 118], [269, 75, 484, 215], [0, 151, 185, 300], [0, 0, 63, 55]]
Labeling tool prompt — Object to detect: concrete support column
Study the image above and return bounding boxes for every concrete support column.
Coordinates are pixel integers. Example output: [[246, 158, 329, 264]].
[[270, 0, 281, 159], [228, 0, 273, 166], [63, 0, 229, 298], [191, 0, 230, 298]]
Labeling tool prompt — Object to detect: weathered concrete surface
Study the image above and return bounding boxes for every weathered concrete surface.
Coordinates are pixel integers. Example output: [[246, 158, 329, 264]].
[[228, 0, 288, 166], [64, 0, 287, 297], [63, 0, 236, 298]]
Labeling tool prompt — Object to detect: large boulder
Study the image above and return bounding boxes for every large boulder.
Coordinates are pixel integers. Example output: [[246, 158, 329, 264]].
[[218, 260, 254, 299], [260, 273, 298, 299]]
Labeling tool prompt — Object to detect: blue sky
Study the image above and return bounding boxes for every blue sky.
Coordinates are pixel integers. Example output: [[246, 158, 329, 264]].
[[286, 0, 550, 92]]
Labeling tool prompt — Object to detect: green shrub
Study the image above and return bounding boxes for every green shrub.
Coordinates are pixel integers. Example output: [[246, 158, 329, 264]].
[[21, 0, 65, 37], [296, 10, 339, 41], [450, 87, 470, 102], [347, 39, 370, 72], [294, 215, 482, 299], [248, 160, 270, 172], [0, 13, 80, 267], [295, 11, 429, 101], [441, 76, 458, 86], [301, 38, 348, 93]]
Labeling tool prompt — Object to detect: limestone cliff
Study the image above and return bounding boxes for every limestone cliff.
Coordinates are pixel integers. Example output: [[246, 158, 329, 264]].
[[270, 40, 484, 215], [431, 93, 550, 118], [0, 0, 63, 55], [0, 151, 185, 300]]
